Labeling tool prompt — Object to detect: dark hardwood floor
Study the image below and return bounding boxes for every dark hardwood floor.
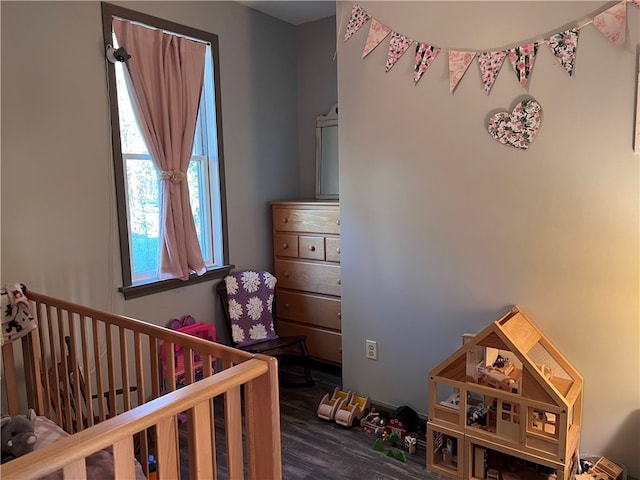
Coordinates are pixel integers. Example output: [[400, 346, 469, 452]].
[[178, 360, 447, 479]]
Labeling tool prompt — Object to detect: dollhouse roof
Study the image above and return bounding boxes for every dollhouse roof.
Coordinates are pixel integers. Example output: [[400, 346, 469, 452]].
[[429, 306, 583, 409]]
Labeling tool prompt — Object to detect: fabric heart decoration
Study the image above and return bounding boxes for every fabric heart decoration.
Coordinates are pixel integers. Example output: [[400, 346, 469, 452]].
[[487, 98, 542, 150]]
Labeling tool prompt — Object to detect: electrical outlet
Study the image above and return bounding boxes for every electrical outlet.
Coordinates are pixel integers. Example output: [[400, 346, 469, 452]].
[[366, 340, 377, 360]]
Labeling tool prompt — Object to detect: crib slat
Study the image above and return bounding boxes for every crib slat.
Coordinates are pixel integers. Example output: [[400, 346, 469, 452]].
[[67, 312, 84, 432], [225, 385, 244, 479], [185, 347, 194, 384], [134, 332, 145, 406], [93, 320, 107, 422], [35, 301, 52, 419], [188, 400, 215, 480], [106, 325, 117, 418], [112, 436, 136, 479], [47, 305, 63, 427], [119, 327, 132, 411], [80, 317, 94, 427], [245, 355, 282, 480], [156, 416, 180, 478], [62, 458, 87, 479], [58, 307, 74, 433], [2, 344, 19, 415], [150, 338, 160, 399], [23, 329, 44, 416], [165, 341, 177, 391]]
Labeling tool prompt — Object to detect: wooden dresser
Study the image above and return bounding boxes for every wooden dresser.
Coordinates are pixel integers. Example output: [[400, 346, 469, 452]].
[[271, 201, 342, 365]]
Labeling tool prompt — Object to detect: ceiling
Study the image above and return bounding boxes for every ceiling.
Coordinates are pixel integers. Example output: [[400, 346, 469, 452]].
[[237, 1, 336, 26]]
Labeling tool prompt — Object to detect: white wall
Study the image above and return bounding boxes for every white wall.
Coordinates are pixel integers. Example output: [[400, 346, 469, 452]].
[[337, 1, 639, 475], [1, 1, 299, 331]]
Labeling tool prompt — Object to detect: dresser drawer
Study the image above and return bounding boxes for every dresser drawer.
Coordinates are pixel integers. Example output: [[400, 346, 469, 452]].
[[299, 236, 325, 260], [272, 207, 340, 235], [274, 234, 298, 258], [277, 321, 342, 365], [325, 237, 341, 263], [275, 259, 341, 297], [276, 291, 341, 330]]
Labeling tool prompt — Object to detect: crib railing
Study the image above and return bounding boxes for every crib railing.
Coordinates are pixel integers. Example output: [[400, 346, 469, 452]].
[[1, 289, 282, 479]]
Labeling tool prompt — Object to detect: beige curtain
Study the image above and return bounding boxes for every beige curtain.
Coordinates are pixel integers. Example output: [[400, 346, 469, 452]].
[[113, 19, 207, 280]]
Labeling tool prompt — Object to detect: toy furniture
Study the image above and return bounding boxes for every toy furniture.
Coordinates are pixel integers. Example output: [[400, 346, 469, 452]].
[[159, 321, 217, 389], [216, 272, 314, 386], [335, 393, 370, 427], [271, 201, 342, 365], [427, 306, 583, 480], [317, 387, 352, 421], [1, 286, 282, 479]]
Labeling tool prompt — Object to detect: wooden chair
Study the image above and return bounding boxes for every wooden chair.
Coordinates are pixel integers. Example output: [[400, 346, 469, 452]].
[[46, 336, 137, 432], [216, 280, 314, 387]]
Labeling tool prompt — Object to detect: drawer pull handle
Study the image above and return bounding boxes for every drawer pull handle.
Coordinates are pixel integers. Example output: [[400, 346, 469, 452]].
[[337, 279, 341, 285], [284, 272, 290, 278], [336, 247, 341, 254], [282, 217, 289, 223], [282, 243, 288, 249], [337, 312, 341, 319], [336, 219, 340, 225], [309, 245, 316, 252], [284, 303, 290, 309]]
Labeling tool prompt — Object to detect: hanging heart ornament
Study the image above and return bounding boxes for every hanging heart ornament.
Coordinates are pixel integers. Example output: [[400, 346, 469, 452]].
[[487, 98, 542, 150]]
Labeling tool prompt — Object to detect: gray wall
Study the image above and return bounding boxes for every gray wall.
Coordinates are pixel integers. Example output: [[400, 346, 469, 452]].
[[297, 15, 338, 199], [337, 1, 639, 475], [1, 1, 299, 329]]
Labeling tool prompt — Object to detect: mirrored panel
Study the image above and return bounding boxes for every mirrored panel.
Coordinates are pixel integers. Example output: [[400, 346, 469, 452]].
[[316, 103, 338, 199]]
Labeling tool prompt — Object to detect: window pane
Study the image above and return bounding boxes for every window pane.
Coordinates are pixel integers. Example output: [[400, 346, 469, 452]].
[[125, 157, 160, 276], [116, 63, 148, 155]]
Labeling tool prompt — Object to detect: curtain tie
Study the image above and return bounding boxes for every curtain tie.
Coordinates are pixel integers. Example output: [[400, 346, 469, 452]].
[[160, 169, 186, 184]]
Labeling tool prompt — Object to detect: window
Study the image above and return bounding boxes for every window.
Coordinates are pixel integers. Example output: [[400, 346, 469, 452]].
[[101, 3, 231, 298]]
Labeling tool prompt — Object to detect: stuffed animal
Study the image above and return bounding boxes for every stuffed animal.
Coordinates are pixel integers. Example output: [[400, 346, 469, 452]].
[[1, 409, 37, 463]]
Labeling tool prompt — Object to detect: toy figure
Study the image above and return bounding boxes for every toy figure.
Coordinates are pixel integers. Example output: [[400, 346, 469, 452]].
[[1, 409, 37, 463]]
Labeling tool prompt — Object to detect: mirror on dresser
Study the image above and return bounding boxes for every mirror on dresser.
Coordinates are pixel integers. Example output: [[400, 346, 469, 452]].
[[315, 103, 339, 199]]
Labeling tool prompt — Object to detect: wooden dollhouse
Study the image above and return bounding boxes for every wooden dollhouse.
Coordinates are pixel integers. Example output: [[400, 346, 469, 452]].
[[427, 306, 583, 480]]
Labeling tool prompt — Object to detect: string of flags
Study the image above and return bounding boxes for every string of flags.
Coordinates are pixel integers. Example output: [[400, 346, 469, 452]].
[[344, 1, 639, 95]]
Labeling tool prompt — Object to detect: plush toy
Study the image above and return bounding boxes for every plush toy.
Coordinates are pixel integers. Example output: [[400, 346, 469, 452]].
[[1, 409, 37, 463]]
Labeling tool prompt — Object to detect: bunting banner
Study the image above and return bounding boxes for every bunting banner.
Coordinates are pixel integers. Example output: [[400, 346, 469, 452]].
[[592, 2, 627, 47], [362, 19, 392, 58], [508, 43, 538, 87], [344, 3, 370, 42], [478, 51, 507, 95], [385, 32, 413, 72], [413, 43, 440, 85], [448, 51, 476, 93], [345, 0, 636, 94], [547, 28, 579, 77]]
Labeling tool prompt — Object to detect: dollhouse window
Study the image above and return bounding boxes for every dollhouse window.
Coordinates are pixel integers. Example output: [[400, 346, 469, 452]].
[[529, 408, 557, 437]]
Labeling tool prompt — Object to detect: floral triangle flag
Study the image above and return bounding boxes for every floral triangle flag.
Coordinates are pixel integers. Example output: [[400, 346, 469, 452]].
[[448, 51, 476, 93], [344, 4, 371, 42], [547, 28, 579, 77], [362, 19, 392, 58], [478, 51, 507, 95], [385, 32, 413, 72], [508, 43, 538, 87], [592, 2, 626, 47], [413, 43, 440, 85]]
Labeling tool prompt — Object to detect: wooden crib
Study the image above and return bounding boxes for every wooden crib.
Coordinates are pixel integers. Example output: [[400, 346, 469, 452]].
[[1, 287, 282, 479]]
